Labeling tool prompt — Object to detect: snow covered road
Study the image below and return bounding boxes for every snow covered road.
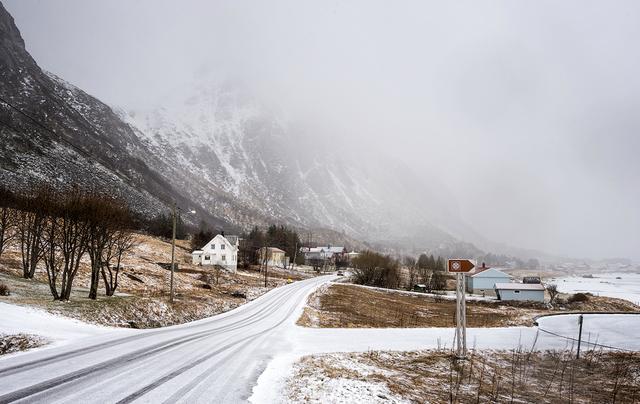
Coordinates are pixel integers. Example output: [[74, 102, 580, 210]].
[[0, 275, 333, 403], [1, 276, 639, 403]]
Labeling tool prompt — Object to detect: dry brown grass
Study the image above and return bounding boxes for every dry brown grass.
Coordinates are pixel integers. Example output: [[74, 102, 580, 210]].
[[288, 349, 640, 403], [297, 284, 639, 328]]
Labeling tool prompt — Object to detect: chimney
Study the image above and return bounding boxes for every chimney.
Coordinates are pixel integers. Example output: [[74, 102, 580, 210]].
[[482, 262, 486, 269], [221, 230, 225, 237]]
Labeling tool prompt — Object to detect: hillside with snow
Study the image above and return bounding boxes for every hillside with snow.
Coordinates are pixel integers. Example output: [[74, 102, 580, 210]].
[[120, 77, 475, 247], [0, 1, 490, 254]]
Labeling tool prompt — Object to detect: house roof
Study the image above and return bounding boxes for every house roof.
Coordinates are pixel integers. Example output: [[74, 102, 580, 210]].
[[225, 235, 239, 245], [304, 246, 344, 253], [470, 267, 511, 278], [263, 247, 285, 253], [203, 234, 238, 250], [494, 283, 545, 291], [192, 250, 203, 255]]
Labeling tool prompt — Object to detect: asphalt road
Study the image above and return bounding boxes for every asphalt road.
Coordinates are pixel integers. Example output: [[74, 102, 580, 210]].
[[0, 275, 333, 404]]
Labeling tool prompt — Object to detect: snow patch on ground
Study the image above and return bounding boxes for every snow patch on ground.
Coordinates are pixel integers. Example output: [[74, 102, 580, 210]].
[[0, 302, 128, 354], [550, 272, 640, 305], [251, 312, 640, 403]]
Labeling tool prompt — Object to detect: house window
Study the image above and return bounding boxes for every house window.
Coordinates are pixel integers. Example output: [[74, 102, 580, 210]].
[[514, 290, 520, 293], [221, 244, 225, 250], [210, 244, 215, 250], [222, 255, 226, 261], [204, 255, 210, 260]]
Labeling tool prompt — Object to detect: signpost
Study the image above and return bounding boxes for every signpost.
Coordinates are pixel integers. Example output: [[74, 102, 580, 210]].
[[447, 259, 475, 359]]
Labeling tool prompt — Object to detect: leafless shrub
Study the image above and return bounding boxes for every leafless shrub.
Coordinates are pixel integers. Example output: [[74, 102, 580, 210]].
[[0, 283, 9, 296], [546, 283, 559, 305], [351, 250, 401, 289], [568, 292, 591, 303]]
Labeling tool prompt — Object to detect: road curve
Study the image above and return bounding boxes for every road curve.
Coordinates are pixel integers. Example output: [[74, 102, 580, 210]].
[[0, 275, 333, 404]]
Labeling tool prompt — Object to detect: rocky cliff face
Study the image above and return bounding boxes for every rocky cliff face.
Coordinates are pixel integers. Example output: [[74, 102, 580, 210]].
[[0, 2, 228, 228]]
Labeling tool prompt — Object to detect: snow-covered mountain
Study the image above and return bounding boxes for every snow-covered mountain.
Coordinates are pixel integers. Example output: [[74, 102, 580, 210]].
[[0, 1, 482, 252], [121, 76, 473, 245], [0, 2, 227, 229]]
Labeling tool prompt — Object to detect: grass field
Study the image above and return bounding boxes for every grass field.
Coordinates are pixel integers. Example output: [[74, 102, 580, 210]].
[[297, 283, 640, 328]]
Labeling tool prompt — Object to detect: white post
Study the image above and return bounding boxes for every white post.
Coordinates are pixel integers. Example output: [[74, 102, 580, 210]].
[[461, 273, 467, 356], [455, 273, 462, 357], [455, 272, 467, 358]]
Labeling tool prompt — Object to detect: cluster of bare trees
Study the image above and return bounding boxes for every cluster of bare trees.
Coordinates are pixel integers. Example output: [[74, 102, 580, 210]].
[[351, 250, 402, 289], [405, 253, 448, 292], [0, 187, 135, 301]]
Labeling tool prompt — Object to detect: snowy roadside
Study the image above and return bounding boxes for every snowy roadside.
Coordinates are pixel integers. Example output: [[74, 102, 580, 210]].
[[250, 311, 640, 403], [0, 302, 130, 357]]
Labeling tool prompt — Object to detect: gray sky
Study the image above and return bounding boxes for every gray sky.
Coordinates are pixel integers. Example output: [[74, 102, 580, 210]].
[[5, 0, 640, 261]]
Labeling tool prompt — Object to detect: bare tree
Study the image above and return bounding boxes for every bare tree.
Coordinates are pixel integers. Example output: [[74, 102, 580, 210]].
[[351, 250, 401, 289], [40, 190, 90, 301], [101, 230, 135, 296], [0, 205, 15, 259], [404, 256, 418, 290], [86, 194, 130, 300], [41, 212, 62, 299], [16, 190, 51, 279], [547, 284, 559, 305]]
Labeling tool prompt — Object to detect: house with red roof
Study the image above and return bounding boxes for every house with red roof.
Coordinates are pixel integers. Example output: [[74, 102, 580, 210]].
[[465, 263, 512, 296]]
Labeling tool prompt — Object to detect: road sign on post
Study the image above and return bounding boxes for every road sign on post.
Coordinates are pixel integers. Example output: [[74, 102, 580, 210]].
[[448, 259, 475, 359], [448, 259, 475, 273]]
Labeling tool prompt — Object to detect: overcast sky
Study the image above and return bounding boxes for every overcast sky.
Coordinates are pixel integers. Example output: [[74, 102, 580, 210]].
[[5, 0, 640, 261]]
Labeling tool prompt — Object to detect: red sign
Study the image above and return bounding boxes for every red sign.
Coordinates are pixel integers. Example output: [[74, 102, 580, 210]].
[[447, 259, 475, 273]]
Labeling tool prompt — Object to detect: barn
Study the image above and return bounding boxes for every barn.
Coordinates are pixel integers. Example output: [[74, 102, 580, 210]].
[[465, 265, 512, 296], [494, 283, 545, 302]]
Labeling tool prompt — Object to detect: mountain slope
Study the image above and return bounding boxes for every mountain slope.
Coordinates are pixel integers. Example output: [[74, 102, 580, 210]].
[[0, 1, 485, 254], [0, 2, 227, 228], [123, 78, 473, 246]]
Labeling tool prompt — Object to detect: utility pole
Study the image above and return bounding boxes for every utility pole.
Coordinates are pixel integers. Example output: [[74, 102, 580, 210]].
[[291, 241, 298, 270], [576, 314, 584, 359], [169, 202, 177, 303], [263, 242, 269, 287]]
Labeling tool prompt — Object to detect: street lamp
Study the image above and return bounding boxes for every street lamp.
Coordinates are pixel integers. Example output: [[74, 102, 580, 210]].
[[169, 203, 196, 303]]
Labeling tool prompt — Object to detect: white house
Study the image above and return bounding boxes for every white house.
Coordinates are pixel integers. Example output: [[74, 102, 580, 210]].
[[465, 265, 512, 296], [192, 234, 239, 272], [495, 283, 545, 302]]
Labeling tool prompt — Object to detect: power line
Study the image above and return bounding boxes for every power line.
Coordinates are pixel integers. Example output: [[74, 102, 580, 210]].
[[537, 327, 634, 352]]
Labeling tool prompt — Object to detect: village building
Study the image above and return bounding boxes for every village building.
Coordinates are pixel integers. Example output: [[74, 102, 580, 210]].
[[192, 234, 239, 272], [257, 247, 288, 268], [465, 263, 512, 296], [347, 251, 360, 262], [494, 282, 545, 302], [301, 245, 347, 265]]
